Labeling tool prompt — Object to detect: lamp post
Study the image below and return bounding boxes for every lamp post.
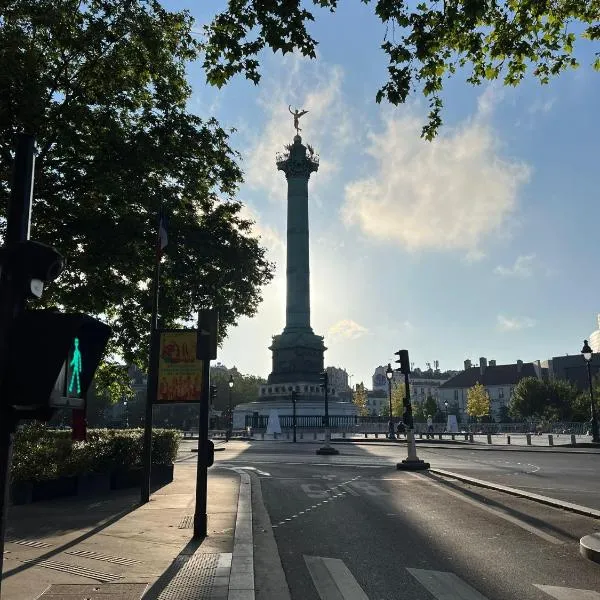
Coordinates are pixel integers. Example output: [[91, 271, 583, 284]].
[[386, 363, 395, 439], [227, 375, 234, 442], [123, 400, 129, 429], [291, 390, 297, 443], [444, 400, 448, 429], [581, 340, 599, 444]]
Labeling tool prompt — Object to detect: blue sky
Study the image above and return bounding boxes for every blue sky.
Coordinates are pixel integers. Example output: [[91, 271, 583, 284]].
[[166, 1, 600, 388]]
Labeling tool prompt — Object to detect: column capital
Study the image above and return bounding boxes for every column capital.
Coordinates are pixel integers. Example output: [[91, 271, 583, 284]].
[[276, 135, 319, 179]]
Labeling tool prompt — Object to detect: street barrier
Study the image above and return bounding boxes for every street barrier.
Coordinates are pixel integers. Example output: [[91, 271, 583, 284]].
[[548, 434, 553, 446]]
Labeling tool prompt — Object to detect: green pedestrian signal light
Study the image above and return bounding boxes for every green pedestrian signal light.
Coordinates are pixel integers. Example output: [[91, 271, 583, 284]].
[[68, 337, 82, 397]]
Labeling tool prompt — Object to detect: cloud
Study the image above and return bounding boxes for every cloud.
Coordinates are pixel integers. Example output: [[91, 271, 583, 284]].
[[328, 319, 368, 340], [243, 55, 353, 203], [341, 90, 531, 254], [494, 254, 536, 278], [497, 315, 536, 332], [528, 98, 555, 114]]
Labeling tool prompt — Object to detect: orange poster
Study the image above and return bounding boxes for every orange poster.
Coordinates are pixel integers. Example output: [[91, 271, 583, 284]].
[[157, 331, 203, 403]]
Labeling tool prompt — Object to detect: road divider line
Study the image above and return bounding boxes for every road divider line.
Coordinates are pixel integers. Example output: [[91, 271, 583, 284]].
[[410, 473, 564, 545], [407, 568, 489, 600], [304, 555, 369, 600], [429, 468, 600, 520], [534, 584, 600, 599]]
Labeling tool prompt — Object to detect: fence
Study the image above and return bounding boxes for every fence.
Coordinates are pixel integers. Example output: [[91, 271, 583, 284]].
[[242, 416, 591, 436]]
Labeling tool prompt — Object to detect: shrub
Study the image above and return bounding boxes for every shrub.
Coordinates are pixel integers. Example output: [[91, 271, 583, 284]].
[[11, 424, 180, 483]]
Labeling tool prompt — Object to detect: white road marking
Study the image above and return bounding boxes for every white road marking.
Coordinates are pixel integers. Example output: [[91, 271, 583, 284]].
[[301, 483, 331, 499], [349, 481, 388, 496], [535, 585, 600, 599], [304, 555, 369, 600], [407, 568, 490, 600], [410, 474, 564, 545]]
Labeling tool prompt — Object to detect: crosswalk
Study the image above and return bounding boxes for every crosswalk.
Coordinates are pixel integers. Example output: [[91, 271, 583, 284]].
[[303, 555, 600, 600]]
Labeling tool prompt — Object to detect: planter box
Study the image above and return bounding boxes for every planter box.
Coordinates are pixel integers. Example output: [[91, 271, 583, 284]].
[[32, 476, 77, 502], [110, 468, 142, 490], [151, 464, 174, 488], [10, 481, 33, 505], [77, 472, 111, 497]]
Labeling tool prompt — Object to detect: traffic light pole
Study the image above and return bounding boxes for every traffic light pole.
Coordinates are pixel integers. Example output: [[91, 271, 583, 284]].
[[0, 134, 36, 594], [316, 374, 338, 455], [292, 390, 297, 443], [396, 349, 429, 471], [194, 355, 210, 539]]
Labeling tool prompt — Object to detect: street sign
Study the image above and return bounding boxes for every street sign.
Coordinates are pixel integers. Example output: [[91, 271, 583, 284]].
[[157, 330, 203, 403]]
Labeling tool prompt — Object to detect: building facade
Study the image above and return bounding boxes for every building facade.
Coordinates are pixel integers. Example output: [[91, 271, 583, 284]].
[[438, 357, 540, 421], [371, 365, 454, 404]]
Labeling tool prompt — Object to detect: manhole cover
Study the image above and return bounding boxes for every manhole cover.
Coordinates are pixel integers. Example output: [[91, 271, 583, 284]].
[[36, 583, 148, 599]]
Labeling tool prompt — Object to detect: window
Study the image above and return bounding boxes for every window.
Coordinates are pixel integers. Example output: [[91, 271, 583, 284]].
[[499, 388, 504, 399], [268, 387, 272, 394], [261, 388, 265, 395], [454, 389, 458, 401]]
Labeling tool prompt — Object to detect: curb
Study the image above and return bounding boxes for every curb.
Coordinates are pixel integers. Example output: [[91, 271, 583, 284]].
[[330, 440, 600, 455], [580, 533, 600, 564], [429, 468, 600, 519], [228, 470, 255, 599]]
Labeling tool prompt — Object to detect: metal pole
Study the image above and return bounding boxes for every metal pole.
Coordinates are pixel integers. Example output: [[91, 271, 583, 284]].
[[388, 378, 395, 439], [324, 382, 330, 445], [292, 391, 297, 443], [587, 362, 599, 443], [194, 358, 210, 539], [141, 212, 162, 504], [0, 134, 36, 594], [228, 386, 232, 441], [404, 370, 418, 460]]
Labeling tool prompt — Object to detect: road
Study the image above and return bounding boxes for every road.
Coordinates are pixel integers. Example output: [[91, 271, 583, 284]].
[[194, 440, 600, 600]]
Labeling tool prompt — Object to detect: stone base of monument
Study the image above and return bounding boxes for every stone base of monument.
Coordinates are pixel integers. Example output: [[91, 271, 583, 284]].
[[396, 459, 430, 470], [316, 445, 339, 456]]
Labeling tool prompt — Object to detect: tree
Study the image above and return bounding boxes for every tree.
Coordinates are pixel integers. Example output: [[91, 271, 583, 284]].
[[467, 382, 490, 420], [498, 405, 512, 423], [202, 0, 599, 139], [391, 383, 406, 418], [412, 401, 426, 423], [423, 395, 438, 420], [0, 0, 274, 396], [210, 366, 266, 411], [353, 383, 369, 417], [510, 377, 547, 419]]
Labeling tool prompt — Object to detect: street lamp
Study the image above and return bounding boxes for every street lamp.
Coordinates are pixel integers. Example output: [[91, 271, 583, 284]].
[[386, 363, 395, 439], [291, 390, 297, 443], [123, 400, 129, 429], [444, 400, 448, 421], [581, 340, 599, 443], [227, 375, 234, 441]]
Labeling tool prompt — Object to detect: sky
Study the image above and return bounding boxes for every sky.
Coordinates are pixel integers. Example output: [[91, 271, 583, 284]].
[[165, 1, 600, 388]]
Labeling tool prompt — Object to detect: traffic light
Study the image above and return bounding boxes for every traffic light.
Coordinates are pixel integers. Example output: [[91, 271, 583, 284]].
[[394, 349, 410, 374], [209, 385, 217, 405], [319, 371, 328, 390], [2, 310, 111, 415]]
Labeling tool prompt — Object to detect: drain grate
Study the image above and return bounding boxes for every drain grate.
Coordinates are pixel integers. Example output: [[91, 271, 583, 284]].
[[7, 538, 52, 549], [22, 559, 123, 582], [178, 515, 193, 529], [151, 553, 220, 600], [65, 549, 141, 566], [36, 583, 148, 599]]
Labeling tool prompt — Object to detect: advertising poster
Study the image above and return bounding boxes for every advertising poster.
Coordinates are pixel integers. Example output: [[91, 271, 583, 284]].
[[157, 330, 203, 403]]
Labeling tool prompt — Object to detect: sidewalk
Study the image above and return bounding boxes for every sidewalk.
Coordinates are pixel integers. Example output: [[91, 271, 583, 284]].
[[1, 464, 244, 600]]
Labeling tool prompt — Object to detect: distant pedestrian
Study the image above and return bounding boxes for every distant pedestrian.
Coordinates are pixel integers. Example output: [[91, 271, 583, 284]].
[[427, 415, 434, 439], [396, 421, 405, 438]]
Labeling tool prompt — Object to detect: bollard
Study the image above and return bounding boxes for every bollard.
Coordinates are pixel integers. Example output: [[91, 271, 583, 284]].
[[507, 435, 511, 445], [375, 433, 379, 439], [419, 433, 423, 439], [364, 433, 368, 439], [287, 432, 290, 440], [526, 433, 531, 445], [300, 432, 304, 440], [487, 434, 492, 444], [469, 433, 474, 442], [548, 434, 553, 447], [571, 434, 576, 445], [313, 432, 317, 440], [342, 432, 346, 438], [438, 433, 442, 440], [451, 434, 455, 441]]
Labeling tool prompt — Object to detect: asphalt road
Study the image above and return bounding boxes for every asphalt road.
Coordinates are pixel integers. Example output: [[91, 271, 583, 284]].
[[189, 439, 600, 511], [206, 441, 600, 600]]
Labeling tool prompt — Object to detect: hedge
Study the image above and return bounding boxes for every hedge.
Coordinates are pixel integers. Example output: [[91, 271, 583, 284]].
[[11, 424, 180, 483]]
